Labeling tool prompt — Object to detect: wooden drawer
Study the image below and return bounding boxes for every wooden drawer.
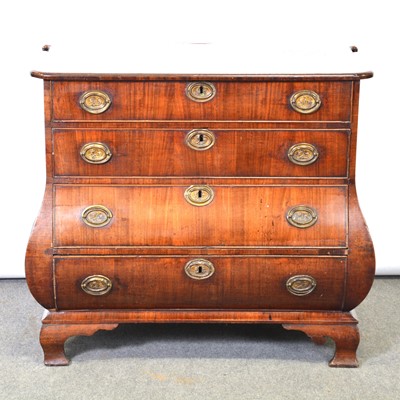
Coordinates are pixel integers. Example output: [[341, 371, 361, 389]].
[[53, 129, 349, 178], [54, 185, 347, 248], [51, 81, 352, 121], [54, 256, 346, 310]]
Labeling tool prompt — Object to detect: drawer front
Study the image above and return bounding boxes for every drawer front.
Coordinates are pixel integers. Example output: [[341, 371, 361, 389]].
[[53, 129, 349, 177], [54, 185, 347, 247], [54, 256, 346, 310], [51, 81, 352, 121]]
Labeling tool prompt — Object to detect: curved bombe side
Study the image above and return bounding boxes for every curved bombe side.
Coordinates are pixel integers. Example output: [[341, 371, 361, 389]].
[[343, 184, 375, 311], [25, 184, 55, 309]]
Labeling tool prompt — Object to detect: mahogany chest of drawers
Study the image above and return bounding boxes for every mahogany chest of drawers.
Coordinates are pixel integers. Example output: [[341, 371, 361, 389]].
[[26, 71, 375, 367]]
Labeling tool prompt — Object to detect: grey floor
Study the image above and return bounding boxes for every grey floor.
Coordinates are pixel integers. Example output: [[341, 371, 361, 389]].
[[0, 278, 399, 400]]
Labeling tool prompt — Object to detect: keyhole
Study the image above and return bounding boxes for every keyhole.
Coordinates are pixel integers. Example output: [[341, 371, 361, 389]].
[[199, 134, 204, 143], [197, 266, 203, 274], [199, 85, 204, 94], [198, 190, 203, 198]]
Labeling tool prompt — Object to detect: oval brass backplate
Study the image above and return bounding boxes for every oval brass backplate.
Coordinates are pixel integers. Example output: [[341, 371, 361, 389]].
[[290, 90, 321, 114], [82, 205, 113, 228], [79, 90, 112, 114], [81, 275, 112, 296], [185, 129, 216, 151], [286, 275, 317, 296], [286, 205, 318, 228], [185, 259, 215, 280], [80, 142, 112, 164], [185, 82, 216, 102], [287, 143, 319, 166], [184, 185, 214, 206]]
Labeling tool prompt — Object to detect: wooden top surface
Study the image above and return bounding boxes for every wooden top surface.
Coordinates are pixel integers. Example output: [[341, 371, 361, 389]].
[[31, 42, 373, 81], [31, 71, 373, 81]]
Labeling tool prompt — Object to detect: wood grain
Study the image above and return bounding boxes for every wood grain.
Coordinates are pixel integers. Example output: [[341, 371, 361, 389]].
[[53, 129, 349, 178], [26, 72, 375, 367], [53, 256, 347, 310], [31, 71, 373, 81], [51, 81, 353, 122], [283, 320, 360, 367], [25, 81, 55, 309], [53, 185, 347, 247], [40, 323, 118, 365], [39, 309, 360, 367], [42, 309, 358, 325]]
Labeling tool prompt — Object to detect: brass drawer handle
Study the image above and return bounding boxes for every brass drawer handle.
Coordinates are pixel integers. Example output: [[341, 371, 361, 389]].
[[82, 205, 113, 228], [185, 129, 216, 151], [286, 275, 317, 296], [287, 143, 319, 165], [290, 90, 321, 114], [184, 185, 214, 206], [185, 259, 215, 280], [80, 142, 112, 164], [287, 205, 318, 228], [81, 275, 112, 296], [186, 82, 216, 102], [79, 90, 112, 114]]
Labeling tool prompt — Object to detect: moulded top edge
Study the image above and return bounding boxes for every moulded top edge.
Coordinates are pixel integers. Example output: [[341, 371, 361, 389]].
[[30, 71, 373, 82]]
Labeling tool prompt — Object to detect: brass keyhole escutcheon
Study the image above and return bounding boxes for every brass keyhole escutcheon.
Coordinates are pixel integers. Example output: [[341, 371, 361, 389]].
[[286, 205, 318, 229], [79, 90, 112, 114], [81, 275, 113, 296], [287, 143, 319, 166], [185, 129, 216, 151], [185, 82, 216, 102], [80, 142, 112, 164], [286, 275, 317, 296], [81, 205, 113, 228], [290, 90, 321, 114], [184, 185, 214, 206], [185, 259, 215, 280]]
